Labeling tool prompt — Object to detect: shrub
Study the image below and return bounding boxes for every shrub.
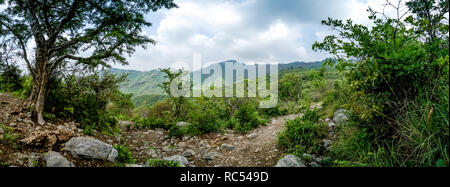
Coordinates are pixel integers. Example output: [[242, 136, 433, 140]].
[[234, 102, 266, 133], [113, 144, 136, 165], [278, 117, 328, 154], [146, 159, 180, 167], [0, 63, 22, 92]]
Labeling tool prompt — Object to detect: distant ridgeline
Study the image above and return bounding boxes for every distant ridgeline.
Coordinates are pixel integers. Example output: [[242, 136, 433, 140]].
[[108, 60, 323, 107]]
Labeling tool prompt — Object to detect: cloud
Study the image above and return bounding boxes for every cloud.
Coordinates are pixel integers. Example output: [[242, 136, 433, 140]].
[[115, 0, 385, 71]]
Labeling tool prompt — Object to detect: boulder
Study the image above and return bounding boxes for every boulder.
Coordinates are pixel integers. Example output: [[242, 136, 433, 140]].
[[221, 143, 234, 151], [45, 151, 75, 167], [333, 109, 349, 126], [64, 137, 118, 162], [203, 152, 220, 160], [176, 122, 189, 128], [163, 155, 189, 167], [182, 149, 195, 157], [275, 155, 306, 167]]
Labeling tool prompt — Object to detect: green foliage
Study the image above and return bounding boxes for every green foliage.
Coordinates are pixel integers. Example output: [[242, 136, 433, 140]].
[[0, 63, 22, 92], [146, 159, 180, 167], [0, 124, 18, 148], [113, 144, 136, 165], [278, 112, 328, 154], [44, 71, 131, 135], [234, 101, 266, 133]]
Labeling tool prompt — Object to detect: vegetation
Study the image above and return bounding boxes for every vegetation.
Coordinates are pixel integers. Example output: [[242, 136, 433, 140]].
[[113, 144, 136, 165], [145, 159, 180, 167]]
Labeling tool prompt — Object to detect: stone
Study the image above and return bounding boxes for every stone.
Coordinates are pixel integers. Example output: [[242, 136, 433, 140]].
[[203, 152, 220, 160], [176, 122, 189, 128], [0, 127, 4, 134], [323, 139, 332, 149], [247, 133, 257, 140], [45, 151, 75, 167], [221, 143, 234, 151], [163, 155, 189, 167], [333, 109, 349, 126], [275, 155, 306, 167], [182, 149, 195, 157], [309, 162, 322, 167], [9, 123, 16, 127], [64, 137, 118, 162]]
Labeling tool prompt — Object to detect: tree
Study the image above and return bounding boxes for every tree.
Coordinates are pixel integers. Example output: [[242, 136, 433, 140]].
[[159, 68, 189, 119], [0, 0, 177, 124]]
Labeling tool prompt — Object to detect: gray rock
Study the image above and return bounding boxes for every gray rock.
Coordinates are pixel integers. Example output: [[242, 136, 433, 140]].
[[275, 155, 306, 167], [64, 137, 118, 162], [323, 139, 332, 149], [247, 133, 257, 140], [221, 143, 234, 151], [182, 149, 195, 157], [309, 162, 322, 167], [327, 121, 336, 128], [163, 155, 189, 167], [9, 123, 16, 127], [333, 109, 349, 126], [45, 151, 75, 167], [176, 122, 189, 128], [203, 152, 220, 160], [0, 127, 4, 134]]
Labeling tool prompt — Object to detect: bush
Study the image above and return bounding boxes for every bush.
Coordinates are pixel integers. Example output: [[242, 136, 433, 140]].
[[234, 102, 266, 133], [146, 159, 180, 167], [113, 144, 136, 165], [0, 63, 23, 92], [278, 116, 328, 154], [44, 71, 130, 135]]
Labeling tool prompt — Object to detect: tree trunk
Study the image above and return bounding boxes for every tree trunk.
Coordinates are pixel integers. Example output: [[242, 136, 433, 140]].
[[24, 53, 49, 125]]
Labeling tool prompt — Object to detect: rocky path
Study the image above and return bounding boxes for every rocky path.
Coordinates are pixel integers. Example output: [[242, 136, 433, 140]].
[[1, 92, 308, 167]]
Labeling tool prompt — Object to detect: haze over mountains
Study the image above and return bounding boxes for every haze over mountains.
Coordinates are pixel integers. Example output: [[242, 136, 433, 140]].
[[110, 60, 323, 106]]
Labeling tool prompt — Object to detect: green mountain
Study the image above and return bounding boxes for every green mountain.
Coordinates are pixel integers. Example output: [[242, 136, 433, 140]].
[[109, 60, 323, 106]]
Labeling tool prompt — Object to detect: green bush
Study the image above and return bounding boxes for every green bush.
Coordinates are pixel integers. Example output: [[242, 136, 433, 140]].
[[146, 159, 180, 167], [113, 144, 136, 165], [0, 63, 22, 92], [234, 102, 266, 133], [278, 116, 328, 154], [44, 72, 129, 135]]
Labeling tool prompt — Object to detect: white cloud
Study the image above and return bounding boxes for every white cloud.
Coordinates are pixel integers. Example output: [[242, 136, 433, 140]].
[[114, 0, 389, 71]]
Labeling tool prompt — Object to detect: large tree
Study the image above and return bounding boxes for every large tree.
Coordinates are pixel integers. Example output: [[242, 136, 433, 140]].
[[0, 0, 177, 124]]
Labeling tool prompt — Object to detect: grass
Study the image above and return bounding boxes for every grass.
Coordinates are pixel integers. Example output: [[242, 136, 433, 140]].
[[0, 124, 19, 149], [145, 159, 180, 167]]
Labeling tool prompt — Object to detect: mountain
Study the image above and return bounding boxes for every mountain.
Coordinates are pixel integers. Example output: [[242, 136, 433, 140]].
[[109, 60, 324, 104], [109, 68, 166, 97]]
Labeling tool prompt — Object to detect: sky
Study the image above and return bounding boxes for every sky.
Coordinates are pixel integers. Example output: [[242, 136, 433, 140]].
[[5, 0, 403, 72], [113, 0, 392, 71]]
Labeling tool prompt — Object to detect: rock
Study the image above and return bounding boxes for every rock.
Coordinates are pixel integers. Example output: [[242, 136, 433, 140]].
[[247, 133, 257, 140], [327, 121, 336, 128], [221, 143, 234, 151], [203, 152, 220, 160], [182, 149, 195, 157], [9, 123, 17, 127], [64, 137, 118, 162], [45, 151, 75, 167], [0, 127, 4, 134], [333, 109, 349, 126], [147, 149, 158, 158], [125, 164, 143, 167], [176, 122, 189, 128], [163, 155, 189, 167], [309, 162, 322, 167], [323, 139, 332, 149], [275, 155, 306, 167]]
